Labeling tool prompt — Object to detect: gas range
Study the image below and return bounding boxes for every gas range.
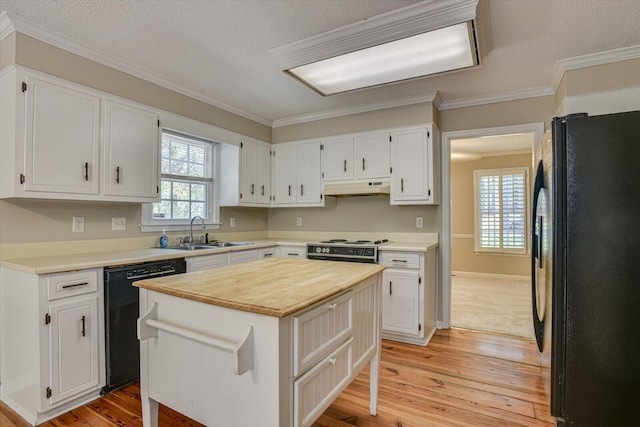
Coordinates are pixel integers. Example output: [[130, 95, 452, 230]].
[[306, 239, 389, 263]]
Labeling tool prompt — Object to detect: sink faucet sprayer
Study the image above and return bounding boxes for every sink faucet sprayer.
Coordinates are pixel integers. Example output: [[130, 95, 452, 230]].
[[188, 216, 206, 245]]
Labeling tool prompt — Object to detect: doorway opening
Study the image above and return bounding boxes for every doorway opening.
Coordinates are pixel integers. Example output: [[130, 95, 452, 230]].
[[441, 123, 544, 338]]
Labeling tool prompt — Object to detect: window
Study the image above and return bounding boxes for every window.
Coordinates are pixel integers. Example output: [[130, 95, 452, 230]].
[[141, 130, 219, 231], [474, 167, 528, 254]]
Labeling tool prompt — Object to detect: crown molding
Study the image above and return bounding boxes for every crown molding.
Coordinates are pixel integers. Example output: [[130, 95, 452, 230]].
[[551, 44, 640, 91], [0, 10, 272, 127], [439, 85, 555, 110], [272, 92, 440, 128]]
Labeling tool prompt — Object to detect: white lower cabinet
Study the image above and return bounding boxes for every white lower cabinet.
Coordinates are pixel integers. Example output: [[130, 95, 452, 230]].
[[186, 253, 228, 272], [0, 268, 104, 425], [229, 249, 259, 265], [379, 248, 437, 346], [258, 246, 276, 259]]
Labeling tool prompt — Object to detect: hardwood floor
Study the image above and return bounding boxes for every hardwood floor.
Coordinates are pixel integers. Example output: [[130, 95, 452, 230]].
[[0, 329, 554, 427]]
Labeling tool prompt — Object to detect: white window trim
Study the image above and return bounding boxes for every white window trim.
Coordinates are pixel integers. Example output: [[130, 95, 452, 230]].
[[473, 166, 529, 255], [140, 112, 230, 232]]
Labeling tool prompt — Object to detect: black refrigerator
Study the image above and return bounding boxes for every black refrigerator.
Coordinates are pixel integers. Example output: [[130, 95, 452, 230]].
[[533, 110, 640, 426]]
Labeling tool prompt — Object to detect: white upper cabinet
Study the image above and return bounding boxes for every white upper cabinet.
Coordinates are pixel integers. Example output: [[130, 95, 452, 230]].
[[321, 136, 355, 182], [354, 131, 390, 180], [102, 99, 159, 200], [24, 75, 101, 195], [220, 138, 271, 207], [390, 125, 439, 205], [272, 140, 323, 207], [0, 67, 161, 202], [243, 140, 271, 205]]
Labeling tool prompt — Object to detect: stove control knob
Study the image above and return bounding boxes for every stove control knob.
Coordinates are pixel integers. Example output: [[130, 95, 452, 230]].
[[316, 247, 322, 253], [323, 248, 330, 253]]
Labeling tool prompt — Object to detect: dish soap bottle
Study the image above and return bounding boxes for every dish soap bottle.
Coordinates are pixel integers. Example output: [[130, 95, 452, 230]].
[[159, 230, 168, 248]]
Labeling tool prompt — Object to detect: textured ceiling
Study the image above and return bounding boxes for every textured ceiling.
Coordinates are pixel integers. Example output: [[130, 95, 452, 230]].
[[2, 0, 640, 125]]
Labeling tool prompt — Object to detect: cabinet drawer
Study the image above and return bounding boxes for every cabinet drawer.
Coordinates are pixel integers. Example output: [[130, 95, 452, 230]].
[[293, 291, 352, 376], [380, 251, 420, 269], [294, 338, 353, 427], [229, 249, 259, 265], [46, 270, 98, 301], [186, 253, 228, 272], [258, 247, 276, 259], [278, 245, 307, 258]]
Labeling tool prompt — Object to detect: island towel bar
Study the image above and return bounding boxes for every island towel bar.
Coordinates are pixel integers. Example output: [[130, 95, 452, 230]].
[[137, 302, 254, 375]]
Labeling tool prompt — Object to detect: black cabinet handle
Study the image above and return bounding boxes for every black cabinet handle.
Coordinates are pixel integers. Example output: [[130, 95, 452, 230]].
[[301, 184, 304, 196], [261, 185, 265, 196], [362, 158, 365, 171], [251, 183, 255, 195], [344, 160, 347, 172], [81, 315, 86, 337], [288, 185, 291, 196], [62, 282, 89, 289], [389, 281, 393, 295], [401, 178, 404, 192], [84, 162, 89, 181], [116, 166, 121, 184]]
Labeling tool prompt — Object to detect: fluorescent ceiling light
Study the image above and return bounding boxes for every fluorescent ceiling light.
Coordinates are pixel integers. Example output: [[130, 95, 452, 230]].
[[289, 22, 476, 95], [271, 0, 487, 96]]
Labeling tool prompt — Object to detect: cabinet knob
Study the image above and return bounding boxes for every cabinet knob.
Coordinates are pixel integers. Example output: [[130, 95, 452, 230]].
[[328, 358, 337, 366], [328, 303, 337, 310]]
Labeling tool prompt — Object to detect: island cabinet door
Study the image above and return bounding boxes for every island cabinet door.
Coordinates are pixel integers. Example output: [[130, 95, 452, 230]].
[[351, 276, 378, 373]]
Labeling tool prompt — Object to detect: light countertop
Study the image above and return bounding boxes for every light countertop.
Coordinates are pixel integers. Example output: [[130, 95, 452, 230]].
[[0, 236, 438, 275], [134, 257, 386, 317]]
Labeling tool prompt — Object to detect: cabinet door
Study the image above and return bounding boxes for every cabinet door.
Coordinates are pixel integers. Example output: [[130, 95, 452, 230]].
[[381, 270, 420, 336], [297, 141, 322, 204], [273, 144, 297, 205], [241, 141, 257, 203], [255, 143, 271, 204], [103, 100, 159, 199], [391, 127, 432, 204], [322, 136, 354, 182], [24, 76, 100, 195], [354, 131, 390, 180], [48, 295, 99, 406], [229, 249, 259, 265]]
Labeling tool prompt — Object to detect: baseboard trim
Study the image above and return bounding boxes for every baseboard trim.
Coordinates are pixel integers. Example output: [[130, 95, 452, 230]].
[[451, 270, 530, 281]]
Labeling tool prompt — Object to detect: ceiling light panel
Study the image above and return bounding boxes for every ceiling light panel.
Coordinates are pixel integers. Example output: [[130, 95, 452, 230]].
[[272, 0, 483, 96], [289, 22, 476, 95]]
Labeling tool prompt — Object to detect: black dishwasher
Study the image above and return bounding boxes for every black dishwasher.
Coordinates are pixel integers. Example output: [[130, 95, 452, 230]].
[[102, 258, 186, 394]]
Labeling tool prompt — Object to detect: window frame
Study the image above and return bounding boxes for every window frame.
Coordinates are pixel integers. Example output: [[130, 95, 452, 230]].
[[141, 125, 221, 233], [473, 167, 529, 255]]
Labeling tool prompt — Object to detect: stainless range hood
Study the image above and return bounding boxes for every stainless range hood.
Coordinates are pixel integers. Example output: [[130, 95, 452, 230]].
[[323, 181, 390, 196]]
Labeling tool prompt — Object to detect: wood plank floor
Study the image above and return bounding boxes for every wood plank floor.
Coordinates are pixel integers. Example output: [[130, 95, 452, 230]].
[[0, 328, 555, 427]]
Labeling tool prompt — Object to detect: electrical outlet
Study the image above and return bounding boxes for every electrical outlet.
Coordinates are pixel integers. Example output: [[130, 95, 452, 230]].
[[296, 217, 302, 227], [72, 216, 85, 233], [112, 217, 126, 231], [230, 217, 236, 228], [416, 217, 424, 228]]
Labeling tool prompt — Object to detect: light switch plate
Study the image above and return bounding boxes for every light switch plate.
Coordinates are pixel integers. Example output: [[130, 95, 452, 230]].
[[416, 217, 424, 228], [230, 217, 236, 228], [296, 217, 302, 226], [72, 216, 85, 233], [112, 217, 126, 231]]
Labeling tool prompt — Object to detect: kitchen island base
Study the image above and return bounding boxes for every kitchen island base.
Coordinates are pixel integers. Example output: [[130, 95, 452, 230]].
[[136, 259, 383, 427]]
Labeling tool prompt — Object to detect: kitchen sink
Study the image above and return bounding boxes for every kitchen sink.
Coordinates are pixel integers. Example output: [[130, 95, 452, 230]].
[[162, 245, 210, 251]]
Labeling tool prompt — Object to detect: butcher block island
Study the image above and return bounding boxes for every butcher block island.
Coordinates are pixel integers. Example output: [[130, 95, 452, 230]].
[[133, 257, 385, 427]]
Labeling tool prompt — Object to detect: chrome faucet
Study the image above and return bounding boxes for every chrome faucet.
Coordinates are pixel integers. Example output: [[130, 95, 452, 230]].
[[187, 216, 206, 245]]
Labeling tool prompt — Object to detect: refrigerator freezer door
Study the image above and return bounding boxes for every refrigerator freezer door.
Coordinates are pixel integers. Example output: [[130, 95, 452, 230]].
[[552, 110, 640, 426]]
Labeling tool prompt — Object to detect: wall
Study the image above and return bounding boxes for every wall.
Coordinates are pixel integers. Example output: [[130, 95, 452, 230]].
[[450, 153, 532, 276]]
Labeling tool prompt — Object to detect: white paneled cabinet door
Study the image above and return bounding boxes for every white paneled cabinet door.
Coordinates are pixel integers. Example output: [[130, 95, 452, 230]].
[[322, 136, 354, 182], [297, 141, 322, 204], [24, 76, 100, 195], [354, 131, 390, 180], [381, 271, 420, 336], [391, 127, 430, 203], [273, 144, 297, 205], [103, 100, 159, 199], [241, 141, 258, 203], [47, 295, 99, 406], [255, 143, 271, 204]]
